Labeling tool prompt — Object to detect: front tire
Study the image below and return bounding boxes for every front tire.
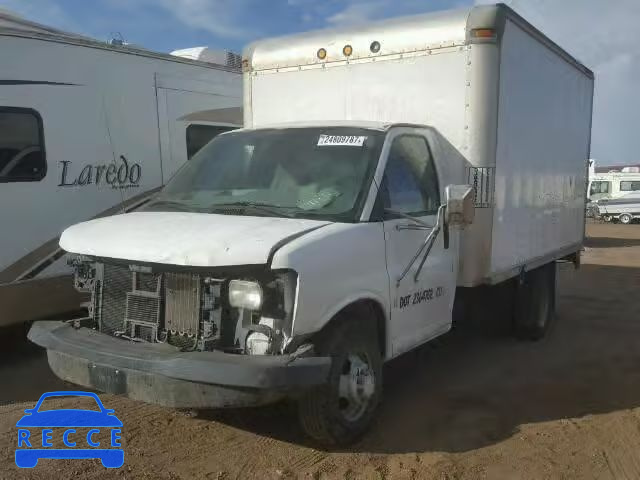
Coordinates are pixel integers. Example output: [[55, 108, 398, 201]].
[[513, 263, 556, 341], [298, 316, 382, 446], [619, 213, 633, 225]]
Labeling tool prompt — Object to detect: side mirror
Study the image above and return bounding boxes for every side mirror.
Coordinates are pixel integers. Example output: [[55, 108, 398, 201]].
[[445, 185, 475, 227]]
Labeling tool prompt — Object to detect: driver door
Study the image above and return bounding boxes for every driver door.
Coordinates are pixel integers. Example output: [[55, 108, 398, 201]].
[[379, 131, 456, 357]]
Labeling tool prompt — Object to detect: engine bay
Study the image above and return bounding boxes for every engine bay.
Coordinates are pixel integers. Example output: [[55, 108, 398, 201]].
[[70, 257, 296, 355]]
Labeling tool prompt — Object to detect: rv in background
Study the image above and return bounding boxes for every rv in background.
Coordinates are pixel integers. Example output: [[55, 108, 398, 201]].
[[0, 12, 242, 327], [588, 172, 640, 202]]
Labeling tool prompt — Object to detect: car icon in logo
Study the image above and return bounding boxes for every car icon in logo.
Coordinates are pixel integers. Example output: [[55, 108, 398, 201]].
[[15, 391, 123, 468]]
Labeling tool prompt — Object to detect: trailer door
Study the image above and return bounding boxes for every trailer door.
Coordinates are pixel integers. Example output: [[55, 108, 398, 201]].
[[155, 75, 241, 182]]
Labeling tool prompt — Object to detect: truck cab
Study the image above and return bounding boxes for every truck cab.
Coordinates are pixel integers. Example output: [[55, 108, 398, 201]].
[[30, 122, 474, 444]]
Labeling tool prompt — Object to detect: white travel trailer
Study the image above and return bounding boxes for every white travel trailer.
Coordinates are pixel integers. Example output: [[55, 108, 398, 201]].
[[31, 4, 593, 445], [596, 193, 640, 224], [588, 172, 640, 202], [0, 12, 242, 326]]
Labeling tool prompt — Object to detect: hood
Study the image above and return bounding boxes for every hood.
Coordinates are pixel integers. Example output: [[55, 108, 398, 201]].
[[60, 212, 329, 267]]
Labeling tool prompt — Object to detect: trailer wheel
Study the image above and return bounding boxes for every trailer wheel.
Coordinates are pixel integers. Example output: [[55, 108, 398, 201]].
[[513, 263, 556, 341], [298, 316, 382, 446], [619, 213, 633, 225]]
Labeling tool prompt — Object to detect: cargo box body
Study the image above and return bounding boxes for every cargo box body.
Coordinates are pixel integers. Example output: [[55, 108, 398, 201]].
[[244, 4, 594, 286]]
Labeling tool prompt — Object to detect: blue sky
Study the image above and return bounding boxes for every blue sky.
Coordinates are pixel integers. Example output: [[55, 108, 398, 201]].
[[1, 0, 638, 166], [0, 0, 470, 53]]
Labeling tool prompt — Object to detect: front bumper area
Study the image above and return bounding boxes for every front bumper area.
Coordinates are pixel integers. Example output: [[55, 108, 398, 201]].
[[29, 321, 331, 408]]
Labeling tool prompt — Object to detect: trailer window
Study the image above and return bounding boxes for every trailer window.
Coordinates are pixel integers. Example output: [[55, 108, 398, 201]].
[[589, 181, 610, 195], [0, 108, 46, 182], [186, 124, 236, 159], [620, 181, 640, 192], [381, 135, 440, 216]]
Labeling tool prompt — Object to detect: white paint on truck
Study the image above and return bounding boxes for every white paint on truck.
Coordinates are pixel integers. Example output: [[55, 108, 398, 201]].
[[60, 212, 328, 267], [490, 19, 593, 279], [245, 7, 593, 287]]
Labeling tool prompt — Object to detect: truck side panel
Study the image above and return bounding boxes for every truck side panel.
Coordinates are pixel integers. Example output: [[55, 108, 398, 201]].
[[250, 48, 468, 151], [489, 19, 593, 279]]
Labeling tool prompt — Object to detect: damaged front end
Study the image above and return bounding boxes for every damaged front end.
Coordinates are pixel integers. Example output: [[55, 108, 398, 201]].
[[70, 256, 298, 356], [28, 257, 329, 409]]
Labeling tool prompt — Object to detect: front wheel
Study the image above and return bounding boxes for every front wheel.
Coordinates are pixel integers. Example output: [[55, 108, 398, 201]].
[[298, 316, 382, 446], [619, 213, 633, 225]]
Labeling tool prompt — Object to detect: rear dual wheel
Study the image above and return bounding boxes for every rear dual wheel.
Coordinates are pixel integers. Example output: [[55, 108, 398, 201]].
[[513, 262, 557, 341]]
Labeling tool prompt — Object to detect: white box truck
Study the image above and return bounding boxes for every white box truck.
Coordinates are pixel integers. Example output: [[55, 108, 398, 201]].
[[29, 3, 594, 445]]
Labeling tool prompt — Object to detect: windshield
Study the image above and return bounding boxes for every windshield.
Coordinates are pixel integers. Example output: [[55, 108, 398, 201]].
[[145, 127, 385, 222]]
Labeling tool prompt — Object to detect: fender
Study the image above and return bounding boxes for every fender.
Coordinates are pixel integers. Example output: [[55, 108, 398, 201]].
[[272, 222, 390, 352], [308, 290, 391, 358]]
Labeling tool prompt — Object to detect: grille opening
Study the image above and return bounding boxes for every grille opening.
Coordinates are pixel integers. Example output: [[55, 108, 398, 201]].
[[135, 272, 160, 292], [93, 263, 225, 351], [133, 324, 154, 343], [126, 293, 160, 324], [100, 264, 129, 336], [165, 273, 200, 337]]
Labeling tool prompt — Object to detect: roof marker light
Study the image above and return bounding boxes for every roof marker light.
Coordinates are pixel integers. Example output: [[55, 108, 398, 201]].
[[471, 28, 496, 39]]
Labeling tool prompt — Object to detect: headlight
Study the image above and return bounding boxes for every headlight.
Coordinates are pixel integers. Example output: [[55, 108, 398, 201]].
[[228, 280, 263, 310]]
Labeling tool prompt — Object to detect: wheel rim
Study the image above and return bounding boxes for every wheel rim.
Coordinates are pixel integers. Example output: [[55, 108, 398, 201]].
[[620, 215, 631, 224], [337, 353, 376, 422]]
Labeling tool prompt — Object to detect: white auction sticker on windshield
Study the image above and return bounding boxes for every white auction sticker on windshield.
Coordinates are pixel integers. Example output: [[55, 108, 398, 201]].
[[317, 135, 367, 147]]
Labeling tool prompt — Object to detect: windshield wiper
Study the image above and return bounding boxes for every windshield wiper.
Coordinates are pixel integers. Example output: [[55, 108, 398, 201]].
[[144, 199, 207, 212], [384, 208, 434, 229], [208, 201, 298, 218]]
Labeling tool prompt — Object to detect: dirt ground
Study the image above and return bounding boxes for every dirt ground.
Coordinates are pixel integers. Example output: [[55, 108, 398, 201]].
[[1, 222, 639, 480]]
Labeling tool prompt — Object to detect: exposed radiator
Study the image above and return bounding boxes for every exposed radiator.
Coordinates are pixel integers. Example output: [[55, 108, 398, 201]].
[[165, 273, 201, 336], [99, 263, 131, 336], [94, 263, 222, 349]]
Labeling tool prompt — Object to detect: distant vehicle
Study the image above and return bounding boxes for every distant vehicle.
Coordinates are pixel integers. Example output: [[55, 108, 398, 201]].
[[0, 11, 242, 327], [31, 3, 593, 446], [597, 192, 640, 224], [15, 391, 123, 468], [588, 172, 640, 202]]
